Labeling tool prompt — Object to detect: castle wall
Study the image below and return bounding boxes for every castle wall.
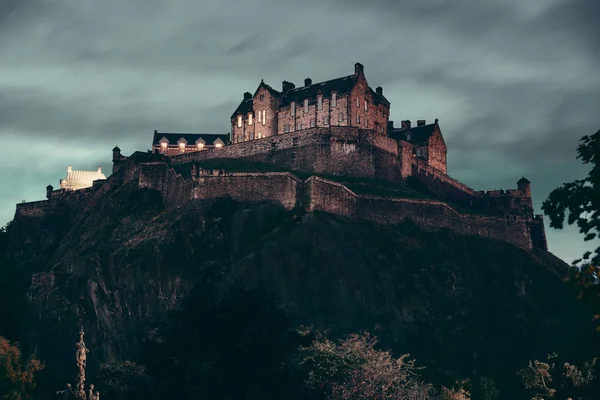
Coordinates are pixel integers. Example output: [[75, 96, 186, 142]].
[[411, 159, 475, 202], [193, 172, 302, 210], [306, 177, 532, 249], [531, 215, 548, 251], [170, 127, 400, 182]]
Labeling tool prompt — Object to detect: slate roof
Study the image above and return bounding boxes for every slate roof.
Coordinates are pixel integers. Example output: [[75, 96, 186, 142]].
[[231, 99, 253, 119], [390, 122, 438, 145], [279, 75, 357, 107], [152, 132, 229, 146], [231, 73, 390, 117]]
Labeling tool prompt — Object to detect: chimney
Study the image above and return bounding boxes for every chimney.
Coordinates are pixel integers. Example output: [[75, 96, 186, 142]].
[[354, 62, 364, 76], [376, 86, 383, 95], [243, 92, 252, 100], [401, 120, 411, 130], [304, 78, 312, 86], [67, 165, 72, 173], [417, 120, 426, 127], [97, 166, 102, 174], [154, 129, 158, 134], [282, 81, 296, 92]]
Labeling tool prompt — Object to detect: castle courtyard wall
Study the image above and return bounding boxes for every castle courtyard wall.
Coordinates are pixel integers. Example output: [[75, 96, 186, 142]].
[[193, 172, 303, 210]]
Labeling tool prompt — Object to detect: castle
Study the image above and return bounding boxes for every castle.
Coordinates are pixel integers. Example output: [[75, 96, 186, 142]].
[[14, 62, 548, 252]]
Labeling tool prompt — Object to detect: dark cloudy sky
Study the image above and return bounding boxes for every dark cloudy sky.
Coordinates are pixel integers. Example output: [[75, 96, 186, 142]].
[[1, 0, 598, 263]]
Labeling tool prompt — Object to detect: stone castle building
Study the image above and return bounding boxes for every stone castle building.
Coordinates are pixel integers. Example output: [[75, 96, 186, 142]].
[[16, 62, 548, 253]]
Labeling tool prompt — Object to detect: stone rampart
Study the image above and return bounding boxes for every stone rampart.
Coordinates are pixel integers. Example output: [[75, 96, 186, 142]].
[[411, 159, 475, 201], [169, 127, 402, 181], [194, 172, 303, 210], [307, 177, 532, 250]]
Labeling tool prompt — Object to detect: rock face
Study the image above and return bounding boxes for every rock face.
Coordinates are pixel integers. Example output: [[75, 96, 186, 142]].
[[6, 181, 598, 393]]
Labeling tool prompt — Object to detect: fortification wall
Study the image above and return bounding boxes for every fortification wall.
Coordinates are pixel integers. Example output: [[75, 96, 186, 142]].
[[411, 159, 475, 202], [307, 177, 532, 250], [469, 189, 533, 216], [531, 215, 548, 251], [170, 127, 402, 181], [193, 172, 303, 210]]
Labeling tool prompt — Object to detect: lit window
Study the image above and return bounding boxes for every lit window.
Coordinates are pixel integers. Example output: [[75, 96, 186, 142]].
[[324, 115, 329, 125], [258, 132, 262, 139], [179, 143, 185, 153], [248, 113, 253, 125], [237, 115, 242, 128], [160, 142, 167, 152], [364, 100, 368, 111], [214, 139, 224, 148], [262, 110, 266, 125], [197, 143, 205, 151], [331, 92, 337, 107], [258, 110, 261, 123], [310, 119, 315, 127], [297, 122, 302, 130], [338, 113, 344, 122], [356, 98, 359, 107], [291, 102, 295, 116], [365, 119, 368, 128], [304, 99, 308, 113], [317, 95, 322, 110]]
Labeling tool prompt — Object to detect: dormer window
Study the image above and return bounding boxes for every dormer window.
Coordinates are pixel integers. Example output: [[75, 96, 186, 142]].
[[160, 142, 167, 153], [262, 110, 266, 125], [214, 138, 224, 148], [304, 99, 308, 113], [291, 102, 295, 116], [237, 115, 242, 128], [317, 95, 323, 110], [179, 142, 186, 153], [248, 113, 253, 125], [331, 92, 337, 107], [196, 138, 206, 151]]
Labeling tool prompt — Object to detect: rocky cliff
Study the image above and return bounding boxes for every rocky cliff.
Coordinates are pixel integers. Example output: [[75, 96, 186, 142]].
[[5, 179, 599, 397]]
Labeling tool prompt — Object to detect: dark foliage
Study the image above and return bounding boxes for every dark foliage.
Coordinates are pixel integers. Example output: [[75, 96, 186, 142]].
[[139, 278, 314, 400], [542, 129, 600, 266]]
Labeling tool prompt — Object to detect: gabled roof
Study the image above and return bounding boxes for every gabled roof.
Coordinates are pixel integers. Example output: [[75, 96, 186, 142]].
[[390, 122, 440, 145], [254, 79, 281, 98], [231, 99, 253, 119], [152, 132, 229, 146]]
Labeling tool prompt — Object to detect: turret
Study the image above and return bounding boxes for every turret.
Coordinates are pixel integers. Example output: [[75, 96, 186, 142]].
[[46, 184, 53, 200], [112, 145, 121, 162], [517, 176, 531, 197]]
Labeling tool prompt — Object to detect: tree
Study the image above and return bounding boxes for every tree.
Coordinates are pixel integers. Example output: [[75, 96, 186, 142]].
[[542, 129, 600, 267], [297, 332, 437, 399], [517, 353, 596, 400], [0, 336, 44, 400]]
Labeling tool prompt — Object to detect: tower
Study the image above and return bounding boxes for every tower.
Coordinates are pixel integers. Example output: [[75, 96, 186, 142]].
[[517, 176, 531, 197]]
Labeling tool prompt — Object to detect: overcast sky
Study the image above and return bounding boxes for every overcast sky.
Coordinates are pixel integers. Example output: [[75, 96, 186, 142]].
[[1, 0, 598, 264]]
